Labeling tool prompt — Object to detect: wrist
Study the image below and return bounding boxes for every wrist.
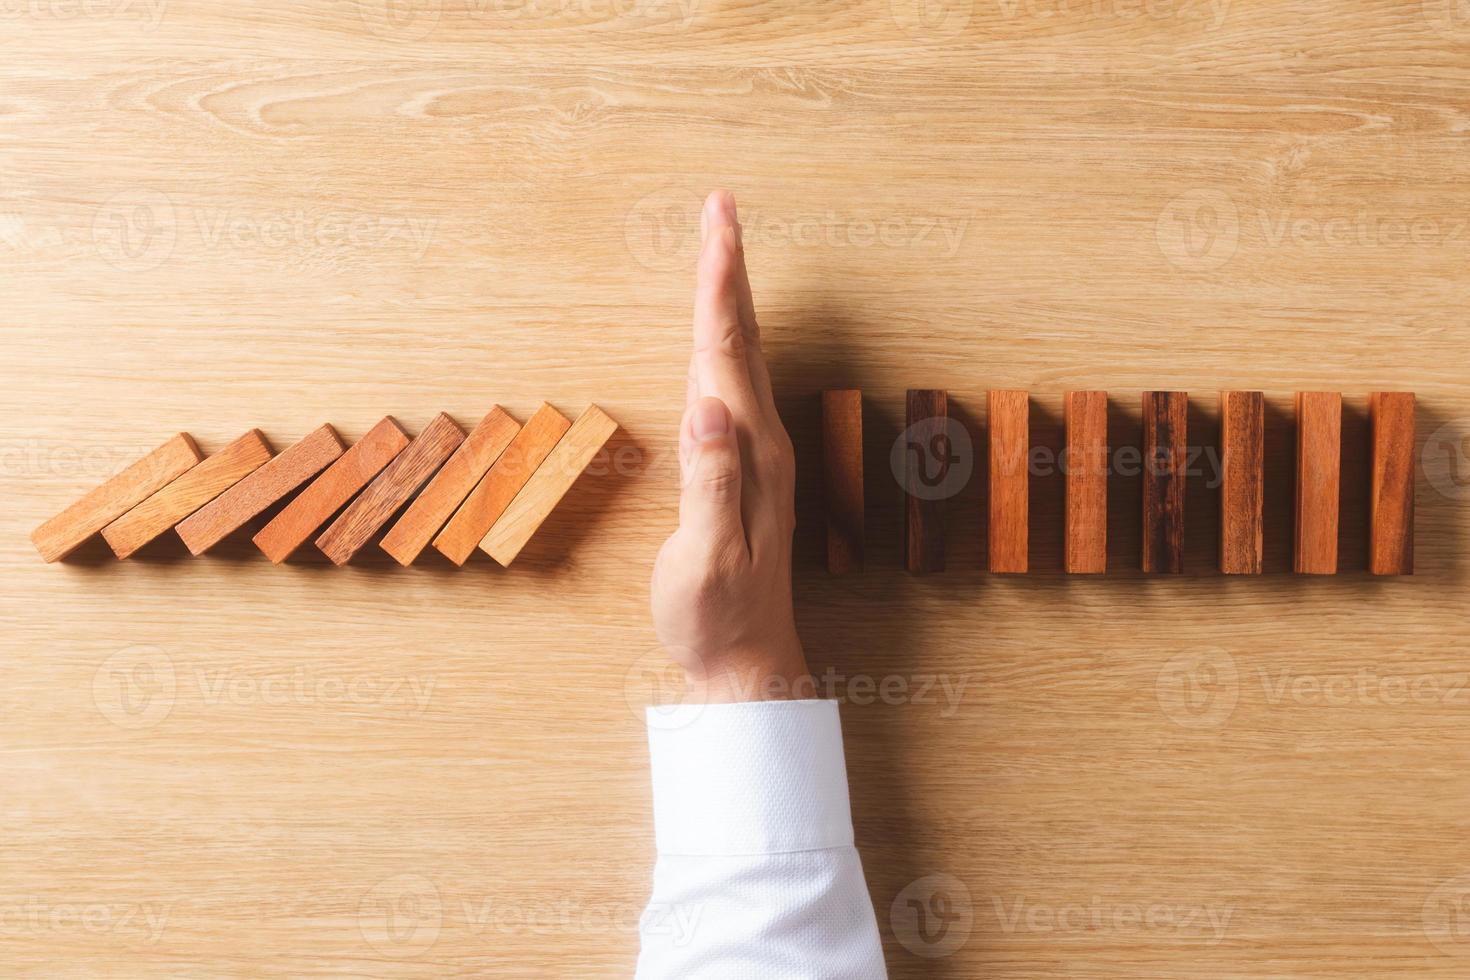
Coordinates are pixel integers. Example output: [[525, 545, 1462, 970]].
[[683, 644, 813, 704]]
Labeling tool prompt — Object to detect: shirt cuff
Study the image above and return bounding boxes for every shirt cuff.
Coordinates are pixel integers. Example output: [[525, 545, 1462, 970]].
[[646, 698, 855, 857]]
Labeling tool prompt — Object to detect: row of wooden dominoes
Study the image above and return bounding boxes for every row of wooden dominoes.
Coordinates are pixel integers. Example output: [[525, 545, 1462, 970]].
[[821, 389, 1416, 576], [32, 405, 620, 566]]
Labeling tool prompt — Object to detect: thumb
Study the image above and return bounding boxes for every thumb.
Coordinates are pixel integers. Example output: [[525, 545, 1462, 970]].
[[679, 396, 745, 545]]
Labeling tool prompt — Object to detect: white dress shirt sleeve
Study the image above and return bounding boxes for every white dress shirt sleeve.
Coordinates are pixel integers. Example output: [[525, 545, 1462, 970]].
[[635, 698, 888, 979]]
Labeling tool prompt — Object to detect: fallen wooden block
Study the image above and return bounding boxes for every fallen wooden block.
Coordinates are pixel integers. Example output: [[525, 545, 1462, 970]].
[[1369, 391, 1415, 575], [380, 407, 521, 566], [102, 430, 273, 559], [316, 413, 466, 566], [433, 403, 569, 566], [32, 433, 204, 562], [1219, 391, 1265, 575], [1141, 391, 1187, 574], [1294, 392, 1341, 575], [480, 405, 619, 566], [821, 389, 864, 574], [987, 389, 1029, 573], [1064, 391, 1108, 574], [904, 389, 947, 574], [253, 417, 410, 564], [176, 424, 345, 556]]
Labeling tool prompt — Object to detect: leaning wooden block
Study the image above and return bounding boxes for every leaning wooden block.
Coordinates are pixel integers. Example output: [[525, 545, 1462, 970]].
[[176, 424, 345, 555], [1064, 391, 1108, 574], [987, 389, 1029, 574], [1141, 391, 1187, 574], [904, 389, 947, 574], [1294, 392, 1341, 575], [480, 405, 619, 566], [102, 430, 273, 559], [1369, 391, 1415, 575], [433, 403, 570, 566], [316, 412, 466, 566], [32, 433, 203, 562], [1219, 391, 1265, 575], [253, 417, 410, 564], [821, 389, 863, 574], [380, 407, 520, 566]]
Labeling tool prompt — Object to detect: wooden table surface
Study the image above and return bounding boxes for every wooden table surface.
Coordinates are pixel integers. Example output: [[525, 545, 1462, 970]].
[[4, 2, 1469, 976]]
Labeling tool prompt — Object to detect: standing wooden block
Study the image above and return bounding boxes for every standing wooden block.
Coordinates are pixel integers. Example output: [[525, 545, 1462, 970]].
[[480, 405, 619, 566], [1219, 391, 1265, 575], [903, 389, 947, 574], [1064, 391, 1107, 574], [1294, 392, 1341, 575], [316, 413, 466, 566], [433, 403, 570, 566], [1369, 391, 1415, 575], [176, 424, 345, 555], [987, 390, 1029, 573], [253, 417, 410, 564], [102, 430, 273, 559], [821, 389, 863, 574], [1141, 391, 1187, 574], [380, 407, 520, 566], [31, 434, 203, 562]]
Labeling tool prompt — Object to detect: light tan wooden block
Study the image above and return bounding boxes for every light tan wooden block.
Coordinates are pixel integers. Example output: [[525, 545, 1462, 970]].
[[102, 430, 273, 559], [479, 405, 619, 566], [31, 434, 203, 562], [380, 407, 520, 566], [175, 424, 345, 555]]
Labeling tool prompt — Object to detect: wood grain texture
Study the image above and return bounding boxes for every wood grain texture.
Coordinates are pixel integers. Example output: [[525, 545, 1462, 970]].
[[1219, 390, 1265, 575], [821, 389, 863, 574], [176, 424, 344, 556], [1294, 392, 1342, 575], [903, 389, 947, 574], [1370, 391, 1416, 576], [7, 7, 1470, 977], [380, 407, 520, 566], [30, 434, 203, 561], [101, 430, 272, 559], [1141, 391, 1187, 574], [480, 405, 619, 566], [433, 403, 569, 566], [317, 412, 465, 566], [987, 389, 1029, 574], [252, 417, 410, 564], [1063, 391, 1108, 574]]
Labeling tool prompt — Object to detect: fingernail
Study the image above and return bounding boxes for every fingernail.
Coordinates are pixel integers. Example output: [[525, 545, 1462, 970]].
[[692, 399, 729, 442]]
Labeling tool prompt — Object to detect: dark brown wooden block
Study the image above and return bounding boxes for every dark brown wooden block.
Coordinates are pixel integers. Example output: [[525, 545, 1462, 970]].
[[821, 389, 863, 574], [904, 389, 947, 574], [1141, 391, 1187, 574], [1064, 391, 1107, 574], [1219, 391, 1264, 574], [987, 389, 1028, 573], [1369, 391, 1414, 575], [1294, 392, 1341, 575]]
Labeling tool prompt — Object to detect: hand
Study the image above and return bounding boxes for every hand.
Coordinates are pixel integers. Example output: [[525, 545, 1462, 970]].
[[650, 190, 813, 704]]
